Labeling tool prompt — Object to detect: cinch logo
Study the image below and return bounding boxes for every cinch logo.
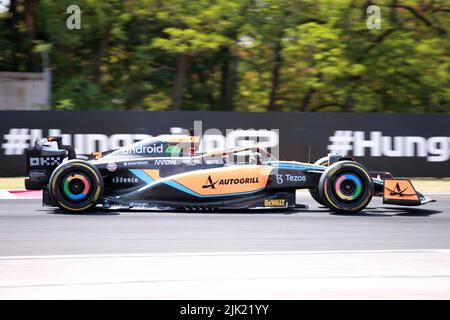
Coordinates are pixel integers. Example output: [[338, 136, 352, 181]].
[[29, 157, 62, 167], [202, 175, 260, 189]]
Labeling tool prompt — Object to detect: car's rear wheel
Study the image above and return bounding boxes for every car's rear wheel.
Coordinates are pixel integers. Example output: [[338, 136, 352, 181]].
[[49, 161, 103, 213], [309, 156, 329, 206], [319, 161, 373, 214]]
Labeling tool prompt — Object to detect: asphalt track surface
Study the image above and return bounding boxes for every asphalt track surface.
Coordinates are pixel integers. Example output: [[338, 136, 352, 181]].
[[0, 194, 449, 256], [0, 194, 450, 256], [1, 193, 450, 299]]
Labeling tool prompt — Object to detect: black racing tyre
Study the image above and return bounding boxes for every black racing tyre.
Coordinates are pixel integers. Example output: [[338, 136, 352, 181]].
[[49, 160, 103, 213], [319, 161, 373, 214], [309, 156, 329, 206]]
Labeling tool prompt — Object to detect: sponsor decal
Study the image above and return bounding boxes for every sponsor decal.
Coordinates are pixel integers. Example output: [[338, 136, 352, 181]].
[[388, 182, 408, 197], [129, 201, 150, 208], [202, 175, 218, 189], [29, 170, 46, 177], [205, 159, 222, 165], [181, 158, 201, 166], [383, 179, 419, 201], [285, 174, 306, 182], [123, 143, 164, 155], [29, 156, 62, 167], [202, 175, 260, 189], [112, 176, 140, 184], [264, 199, 286, 207], [152, 158, 201, 166], [123, 160, 149, 167], [165, 145, 181, 154], [276, 174, 283, 184], [275, 174, 306, 184], [385, 182, 416, 197], [154, 159, 177, 166], [106, 162, 117, 172]]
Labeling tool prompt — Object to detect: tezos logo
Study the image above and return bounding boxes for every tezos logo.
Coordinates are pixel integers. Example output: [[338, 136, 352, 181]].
[[29, 157, 62, 167], [285, 174, 306, 182], [276, 174, 306, 184], [276, 174, 283, 184]]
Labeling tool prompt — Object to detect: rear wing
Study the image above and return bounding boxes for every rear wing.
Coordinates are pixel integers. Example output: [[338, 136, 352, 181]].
[[24, 136, 76, 190], [383, 178, 434, 206]]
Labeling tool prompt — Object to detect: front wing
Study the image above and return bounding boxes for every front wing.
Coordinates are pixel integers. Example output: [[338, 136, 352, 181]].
[[383, 178, 435, 206]]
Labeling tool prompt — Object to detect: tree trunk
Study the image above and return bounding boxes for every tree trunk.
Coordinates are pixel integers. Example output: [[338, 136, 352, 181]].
[[343, 92, 354, 112], [196, 62, 215, 110], [219, 47, 237, 111], [93, 25, 112, 84], [300, 88, 316, 111], [268, 40, 283, 111], [24, 0, 38, 71], [172, 54, 190, 110], [7, 0, 19, 70], [219, 48, 229, 110]]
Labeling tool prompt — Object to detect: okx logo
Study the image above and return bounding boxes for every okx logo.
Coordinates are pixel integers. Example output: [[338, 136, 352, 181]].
[[202, 175, 218, 189], [29, 157, 62, 167]]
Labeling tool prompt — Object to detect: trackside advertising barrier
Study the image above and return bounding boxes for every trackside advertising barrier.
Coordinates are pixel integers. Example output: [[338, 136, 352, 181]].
[[0, 111, 449, 177]]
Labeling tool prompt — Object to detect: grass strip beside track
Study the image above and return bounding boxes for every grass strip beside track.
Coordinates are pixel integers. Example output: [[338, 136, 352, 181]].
[[0, 177, 25, 189]]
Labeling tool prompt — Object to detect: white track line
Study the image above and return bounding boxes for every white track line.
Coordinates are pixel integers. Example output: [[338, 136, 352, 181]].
[[1, 249, 450, 299], [1, 249, 450, 260]]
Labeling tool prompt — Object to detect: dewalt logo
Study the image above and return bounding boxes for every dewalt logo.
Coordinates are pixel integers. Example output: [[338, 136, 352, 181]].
[[264, 199, 286, 207]]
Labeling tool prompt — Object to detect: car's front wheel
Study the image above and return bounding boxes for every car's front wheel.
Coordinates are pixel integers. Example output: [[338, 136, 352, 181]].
[[319, 161, 373, 214], [49, 161, 103, 213]]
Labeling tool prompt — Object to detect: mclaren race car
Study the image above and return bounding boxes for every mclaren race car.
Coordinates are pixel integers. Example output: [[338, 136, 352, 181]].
[[25, 134, 434, 213]]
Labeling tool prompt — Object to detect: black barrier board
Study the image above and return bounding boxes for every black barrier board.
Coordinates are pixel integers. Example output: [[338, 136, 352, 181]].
[[0, 111, 449, 177]]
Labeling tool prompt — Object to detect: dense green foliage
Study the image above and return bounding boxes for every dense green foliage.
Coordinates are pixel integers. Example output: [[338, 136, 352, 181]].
[[0, 0, 449, 112]]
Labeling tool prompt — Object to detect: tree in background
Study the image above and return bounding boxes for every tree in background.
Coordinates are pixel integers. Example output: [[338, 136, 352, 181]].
[[0, 0, 448, 112]]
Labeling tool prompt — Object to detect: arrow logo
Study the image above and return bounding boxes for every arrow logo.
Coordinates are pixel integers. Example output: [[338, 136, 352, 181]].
[[387, 182, 409, 197]]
